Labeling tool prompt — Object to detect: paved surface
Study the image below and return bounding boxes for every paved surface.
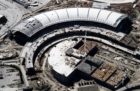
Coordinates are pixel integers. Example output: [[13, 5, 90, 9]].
[[0, 0, 30, 38]]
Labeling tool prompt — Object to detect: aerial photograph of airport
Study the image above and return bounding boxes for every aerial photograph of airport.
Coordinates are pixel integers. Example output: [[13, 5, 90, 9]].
[[1, 0, 140, 91]]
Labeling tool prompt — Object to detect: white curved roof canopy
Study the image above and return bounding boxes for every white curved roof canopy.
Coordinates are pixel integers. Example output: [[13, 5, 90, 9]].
[[94, 0, 136, 4], [13, 8, 127, 37]]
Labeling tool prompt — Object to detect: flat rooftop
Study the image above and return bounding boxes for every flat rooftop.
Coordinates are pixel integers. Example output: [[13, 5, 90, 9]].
[[48, 40, 80, 77]]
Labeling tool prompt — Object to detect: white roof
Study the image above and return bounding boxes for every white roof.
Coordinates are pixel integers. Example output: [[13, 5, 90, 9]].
[[48, 40, 80, 77], [94, 0, 136, 4], [34, 14, 50, 26], [13, 8, 127, 37]]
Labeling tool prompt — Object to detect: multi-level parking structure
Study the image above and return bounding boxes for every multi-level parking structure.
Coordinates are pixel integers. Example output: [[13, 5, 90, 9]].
[[11, 8, 137, 70]]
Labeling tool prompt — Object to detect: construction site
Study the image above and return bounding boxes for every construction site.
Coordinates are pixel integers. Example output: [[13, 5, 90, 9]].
[[0, 0, 140, 91]]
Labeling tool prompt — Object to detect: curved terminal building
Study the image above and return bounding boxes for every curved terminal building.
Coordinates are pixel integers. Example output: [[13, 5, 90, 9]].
[[13, 8, 131, 37], [14, 8, 132, 69], [1, 0, 140, 91], [9, 8, 140, 91]]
